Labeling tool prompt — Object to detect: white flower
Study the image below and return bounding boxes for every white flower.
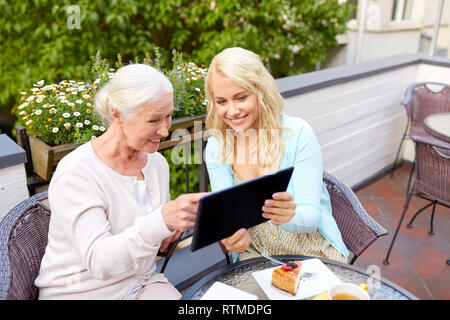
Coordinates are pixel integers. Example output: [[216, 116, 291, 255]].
[[92, 125, 99, 131], [73, 111, 81, 117], [86, 102, 92, 107], [69, 80, 76, 83], [64, 122, 71, 129], [76, 122, 83, 128], [36, 80, 44, 86], [91, 135, 97, 140], [20, 92, 27, 95], [194, 88, 201, 92], [26, 120, 33, 125], [26, 95, 35, 102], [19, 111, 26, 115], [49, 108, 57, 114], [84, 120, 90, 125], [63, 112, 70, 118], [35, 109, 42, 115], [68, 102, 75, 107], [52, 127, 59, 133], [76, 99, 83, 104], [82, 94, 90, 99], [99, 126, 106, 132], [36, 97, 43, 103]]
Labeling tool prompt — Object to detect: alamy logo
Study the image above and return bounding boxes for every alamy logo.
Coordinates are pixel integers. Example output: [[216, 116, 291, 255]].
[[66, 5, 81, 30]]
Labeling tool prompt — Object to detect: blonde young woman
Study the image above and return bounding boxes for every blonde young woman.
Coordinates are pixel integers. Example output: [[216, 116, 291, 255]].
[[35, 64, 207, 299], [204, 47, 349, 263]]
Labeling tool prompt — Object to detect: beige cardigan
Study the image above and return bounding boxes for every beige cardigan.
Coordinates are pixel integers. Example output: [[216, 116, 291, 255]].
[[35, 142, 174, 299]]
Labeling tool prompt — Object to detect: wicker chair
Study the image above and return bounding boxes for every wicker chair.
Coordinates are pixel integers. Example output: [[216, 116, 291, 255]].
[[218, 171, 388, 265], [383, 133, 450, 265], [0, 191, 181, 299], [0, 191, 50, 300], [390, 82, 450, 196], [323, 171, 388, 264]]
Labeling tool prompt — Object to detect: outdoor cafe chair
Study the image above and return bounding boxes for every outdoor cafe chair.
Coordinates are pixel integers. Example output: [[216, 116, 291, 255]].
[[0, 191, 180, 300], [218, 171, 388, 265]]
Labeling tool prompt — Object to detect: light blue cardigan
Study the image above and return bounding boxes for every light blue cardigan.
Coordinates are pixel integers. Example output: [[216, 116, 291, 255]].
[[204, 114, 349, 259]]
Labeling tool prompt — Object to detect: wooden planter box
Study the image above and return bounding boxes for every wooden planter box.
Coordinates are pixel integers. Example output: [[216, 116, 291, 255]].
[[28, 135, 79, 182]]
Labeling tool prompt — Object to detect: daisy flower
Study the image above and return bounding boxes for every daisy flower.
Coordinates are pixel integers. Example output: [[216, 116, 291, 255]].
[[52, 127, 59, 133]]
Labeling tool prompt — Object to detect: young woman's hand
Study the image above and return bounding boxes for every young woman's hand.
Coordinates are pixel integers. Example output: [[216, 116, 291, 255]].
[[220, 228, 250, 253], [262, 192, 296, 225]]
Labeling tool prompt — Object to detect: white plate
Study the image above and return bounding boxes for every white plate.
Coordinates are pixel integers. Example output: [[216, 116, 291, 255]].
[[200, 281, 258, 300], [252, 258, 341, 300]]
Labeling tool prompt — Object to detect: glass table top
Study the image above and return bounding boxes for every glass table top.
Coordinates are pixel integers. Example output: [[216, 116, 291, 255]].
[[182, 256, 418, 300]]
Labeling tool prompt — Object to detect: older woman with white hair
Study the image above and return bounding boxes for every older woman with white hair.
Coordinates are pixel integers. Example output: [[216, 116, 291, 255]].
[[35, 64, 206, 300]]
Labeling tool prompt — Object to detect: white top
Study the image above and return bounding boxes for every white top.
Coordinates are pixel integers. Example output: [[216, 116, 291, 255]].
[[35, 142, 174, 299]]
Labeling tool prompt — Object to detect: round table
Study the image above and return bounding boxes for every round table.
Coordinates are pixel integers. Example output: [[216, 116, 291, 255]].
[[181, 256, 419, 300], [424, 112, 450, 144]]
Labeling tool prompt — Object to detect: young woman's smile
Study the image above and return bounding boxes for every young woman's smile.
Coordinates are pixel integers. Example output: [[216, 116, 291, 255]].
[[210, 73, 258, 132]]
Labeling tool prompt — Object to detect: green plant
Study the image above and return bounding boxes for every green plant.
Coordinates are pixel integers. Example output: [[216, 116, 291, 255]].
[[14, 79, 104, 146], [162, 146, 202, 199], [140, 47, 208, 118], [13, 49, 207, 146]]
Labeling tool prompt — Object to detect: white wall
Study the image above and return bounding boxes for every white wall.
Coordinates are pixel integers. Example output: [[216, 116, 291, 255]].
[[0, 164, 29, 221], [283, 65, 418, 187]]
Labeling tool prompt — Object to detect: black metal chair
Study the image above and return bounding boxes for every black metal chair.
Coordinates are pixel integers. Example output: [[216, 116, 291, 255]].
[[383, 130, 450, 265]]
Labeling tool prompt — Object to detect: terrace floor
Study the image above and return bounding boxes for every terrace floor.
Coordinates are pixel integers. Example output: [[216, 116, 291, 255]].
[[353, 163, 450, 300]]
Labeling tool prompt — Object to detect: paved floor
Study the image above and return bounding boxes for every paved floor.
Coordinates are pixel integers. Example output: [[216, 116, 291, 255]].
[[354, 163, 449, 300]]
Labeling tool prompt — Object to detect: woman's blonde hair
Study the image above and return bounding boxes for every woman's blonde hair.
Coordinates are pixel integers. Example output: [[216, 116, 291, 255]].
[[205, 47, 285, 168], [95, 64, 173, 126]]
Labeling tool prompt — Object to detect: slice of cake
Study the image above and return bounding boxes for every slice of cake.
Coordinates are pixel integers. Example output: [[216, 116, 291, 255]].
[[271, 261, 302, 295]]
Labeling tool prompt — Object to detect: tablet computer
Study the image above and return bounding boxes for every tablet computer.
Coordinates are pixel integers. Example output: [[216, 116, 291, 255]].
[[191, 166, 294, 252]]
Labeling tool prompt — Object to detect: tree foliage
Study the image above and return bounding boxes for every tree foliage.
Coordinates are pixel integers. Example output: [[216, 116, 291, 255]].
[[0, 0, 353, 119]]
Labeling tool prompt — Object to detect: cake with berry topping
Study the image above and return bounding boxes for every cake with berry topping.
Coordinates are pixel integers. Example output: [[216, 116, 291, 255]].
[[271, 261, 302, 295]]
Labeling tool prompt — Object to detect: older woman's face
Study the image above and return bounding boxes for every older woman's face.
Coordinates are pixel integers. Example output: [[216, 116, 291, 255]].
[[120, 93, 174, 153], [210, 73, 259, 132]]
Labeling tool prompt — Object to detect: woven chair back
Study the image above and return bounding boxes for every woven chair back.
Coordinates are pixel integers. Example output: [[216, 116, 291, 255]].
[[1, 202, 50, 300]]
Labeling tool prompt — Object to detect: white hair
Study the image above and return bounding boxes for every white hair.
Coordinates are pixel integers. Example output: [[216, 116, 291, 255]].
[[94, 64, 173, 126]]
